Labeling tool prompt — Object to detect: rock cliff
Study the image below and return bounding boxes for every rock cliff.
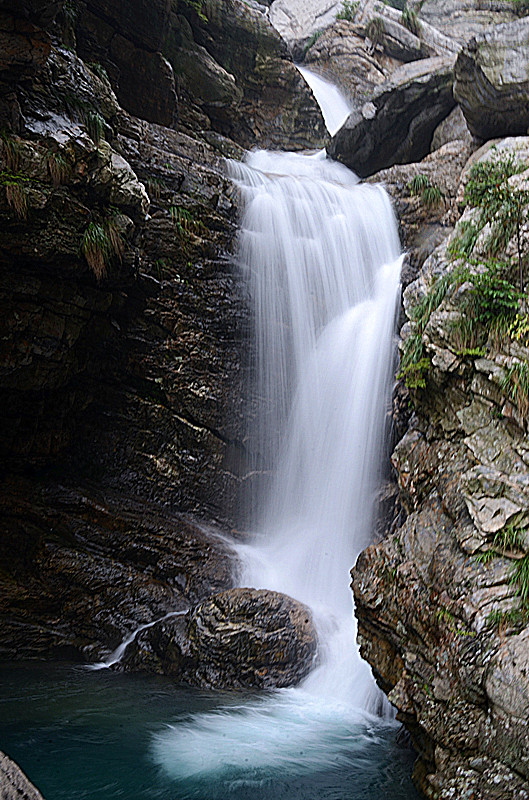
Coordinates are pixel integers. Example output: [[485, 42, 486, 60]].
[[0, 0, 325, 668], [353, 136, 529, 798]]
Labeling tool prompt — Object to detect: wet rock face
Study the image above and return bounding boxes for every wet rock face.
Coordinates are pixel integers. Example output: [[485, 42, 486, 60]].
[[0, 750, 45, 800], [0, 479, 234, 661], [172, 0, 327, 150], [328, 57, 456, 178], [454, 18, 529, 140], [122, 588, 318, 690], [352, 138, 529, 799]]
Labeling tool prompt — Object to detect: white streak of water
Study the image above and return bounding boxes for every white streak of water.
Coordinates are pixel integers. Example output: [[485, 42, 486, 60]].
[[297, 65, 352, 136], [86, 610, 187, 670]]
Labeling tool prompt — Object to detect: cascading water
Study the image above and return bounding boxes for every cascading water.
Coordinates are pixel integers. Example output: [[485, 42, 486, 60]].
[[151, 80, 405, 790]]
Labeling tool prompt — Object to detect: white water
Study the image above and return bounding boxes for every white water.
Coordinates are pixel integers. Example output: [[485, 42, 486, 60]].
[[153, 138, 403, 781], [297, 65, 351, 136], [87, 611, 187, 670]]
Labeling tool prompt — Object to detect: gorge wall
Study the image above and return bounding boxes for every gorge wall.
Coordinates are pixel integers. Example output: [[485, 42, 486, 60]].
[[0, 0, 326, 661]]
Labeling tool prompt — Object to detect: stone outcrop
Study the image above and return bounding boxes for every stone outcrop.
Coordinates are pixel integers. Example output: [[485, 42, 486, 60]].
[[454, 18, 529, 141], [328, 57, 456, 178], [166, 0, 327, 150], [0, 751, 45, 800], [353, 139, 529, 799], [269, 0, 342, 50], [303, 20, 397, 105], [0, 480, 234, 661], [121, 588, 318, 689], [416, 0, 520, 44]]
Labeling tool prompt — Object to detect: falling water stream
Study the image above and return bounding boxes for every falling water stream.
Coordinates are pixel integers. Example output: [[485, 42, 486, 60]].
[[0, 70, 419, 800], [150, 70, 405, 784]]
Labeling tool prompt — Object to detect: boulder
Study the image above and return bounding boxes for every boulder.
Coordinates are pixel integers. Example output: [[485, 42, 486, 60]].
[[454, 18, 529, 140], [417, 0, 520, 44], [328, 56, 456, 177], [122, 587, 318, 689], [0, 751, 45, 800]]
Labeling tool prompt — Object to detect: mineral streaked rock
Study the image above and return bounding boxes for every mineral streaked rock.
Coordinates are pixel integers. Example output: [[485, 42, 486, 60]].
[[352, 139, 529, 798], [0, 751, 45, 800], [454, 18, 529, 140], [328, 57, 456, 178], [122, 588, 318, 690]]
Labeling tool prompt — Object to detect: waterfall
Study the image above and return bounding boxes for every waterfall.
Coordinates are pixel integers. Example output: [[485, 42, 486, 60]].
[[296, 65, 352, 136], [152, 79, 403, 787], [229, 148, 402, 707]]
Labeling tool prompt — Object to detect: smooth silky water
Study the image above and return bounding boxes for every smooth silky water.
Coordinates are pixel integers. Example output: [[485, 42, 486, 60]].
[[0, 73, 420, 799]]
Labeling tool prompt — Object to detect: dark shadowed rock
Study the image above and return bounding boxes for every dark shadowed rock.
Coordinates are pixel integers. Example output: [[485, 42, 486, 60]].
[[0, 751, 45, 800], [122, 588, 318, 689], [454, 18, 529, 140], [328, 57, 456, 177]]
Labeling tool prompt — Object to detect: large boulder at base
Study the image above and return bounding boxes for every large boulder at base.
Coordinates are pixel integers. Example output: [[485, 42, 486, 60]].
[[454, 18, 529, 141], [328, 56, 456, 178], [121, 588, 318, 689], [0, 751, 45, 800]]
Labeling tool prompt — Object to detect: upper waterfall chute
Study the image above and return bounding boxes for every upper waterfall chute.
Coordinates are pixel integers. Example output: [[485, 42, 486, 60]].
[[296, 65, 352, 136]]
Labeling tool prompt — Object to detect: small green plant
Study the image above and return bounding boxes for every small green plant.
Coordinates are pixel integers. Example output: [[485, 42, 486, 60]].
[[507, 313, 529, 344], [398, 356, 430, 389], [86, 110, 106, 144], [46, 150, 69, 186], [398, 269, 462, 388], [0, 170, 31, 220], [408, 174, 444, 208], [89, 62, 110, 84], [401, 4, 421, 34], [448, 315, 483, 355], [447, 219, 480, 261], [366, 16, 385, 46], [500, 360, 529, 420], [463, 264, 520, 326], [170, 205, 206, 240], [463, 152, 529, 290], [336, 0, 359, 21], [494, 522, 526, 553], [146, 177, 166, 201], [0, 131, 22, 171], [510, 553, 529, 606], [474, 549, 495, 565], [304, 29, 324, 54], [81, 217, 124, 280]]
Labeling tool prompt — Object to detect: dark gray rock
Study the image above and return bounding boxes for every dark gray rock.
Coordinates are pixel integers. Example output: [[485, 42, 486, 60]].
[[328, 56, 456, 177], [122, 588, 318, 690], [454, 18, 529, 140]]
